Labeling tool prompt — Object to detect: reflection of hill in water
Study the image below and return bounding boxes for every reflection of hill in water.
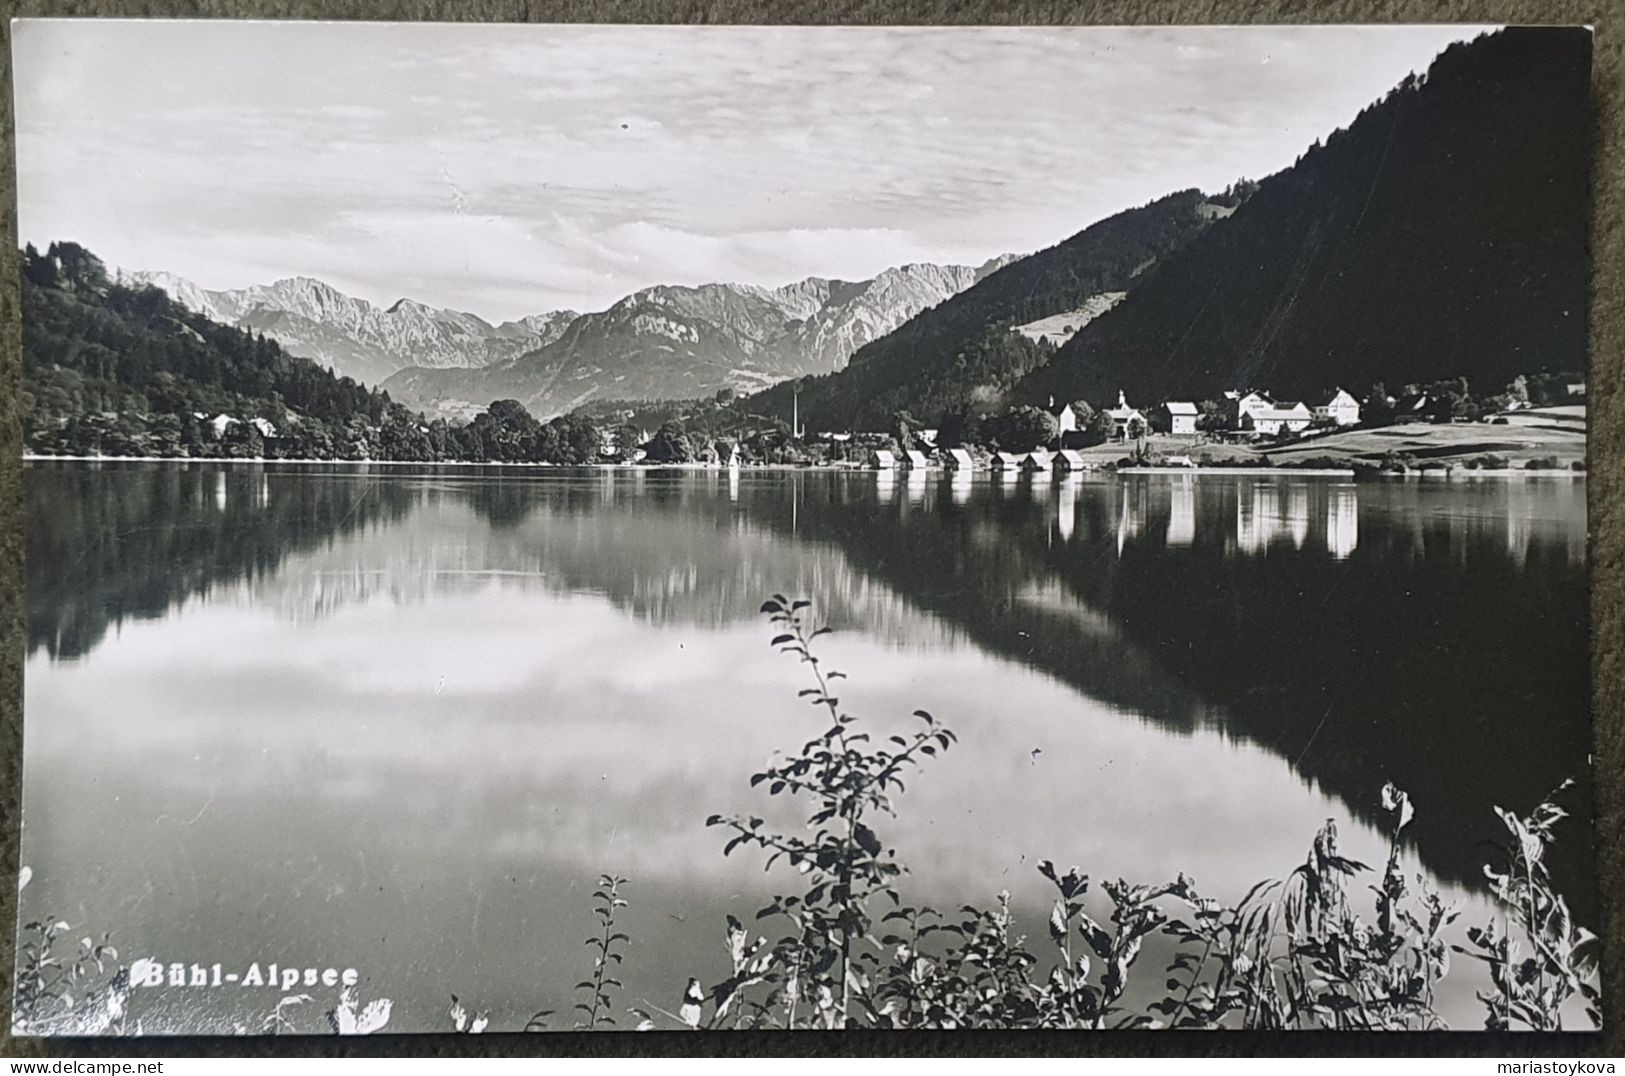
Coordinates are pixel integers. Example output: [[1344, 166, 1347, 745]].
[[753, 472, 1591, 914], [25, 463, 415, 660], [27, 464, 963, 655], [28, 464, 1591, 919], [250, 488, 957, 649], [511, 470, 1586, 913]]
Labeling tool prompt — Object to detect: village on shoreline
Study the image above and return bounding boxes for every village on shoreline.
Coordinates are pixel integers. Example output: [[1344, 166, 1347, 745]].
[[586, 379, 1590, 478], [24, 383, 1588, 479], [18, 244, 1587, 480], [24, 393, 1588, 481]]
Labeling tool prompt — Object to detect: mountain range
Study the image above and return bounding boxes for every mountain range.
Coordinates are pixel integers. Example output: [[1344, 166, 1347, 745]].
[[380, 259, 1013, 421], [114, 270, 580, 389], [121, 256, 1014, 421]]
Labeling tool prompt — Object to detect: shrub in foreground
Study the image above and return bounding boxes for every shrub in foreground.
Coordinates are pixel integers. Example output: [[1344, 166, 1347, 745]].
[[616, 601, 1599, 1032], [13, 601, 1600, 1035]]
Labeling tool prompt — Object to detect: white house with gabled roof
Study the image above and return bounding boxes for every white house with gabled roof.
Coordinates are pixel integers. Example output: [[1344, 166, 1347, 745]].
[[1159, 401, 1198, 436], [1312, 388, 1361, 426], [1225, 391, 1274, 429], [1242, 402, 1314, 436], [1104, 391, 1146, 441]]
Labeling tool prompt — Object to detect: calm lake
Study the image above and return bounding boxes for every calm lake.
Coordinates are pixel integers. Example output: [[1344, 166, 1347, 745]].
[[19, 461, 1591, 1033]]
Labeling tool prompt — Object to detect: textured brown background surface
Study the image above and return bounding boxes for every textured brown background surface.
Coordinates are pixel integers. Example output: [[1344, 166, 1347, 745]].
[[0, 1, 1617, 1058]]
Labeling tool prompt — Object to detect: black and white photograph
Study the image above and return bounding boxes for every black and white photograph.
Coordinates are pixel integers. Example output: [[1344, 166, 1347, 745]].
[[9, 20, 1597, 1036]]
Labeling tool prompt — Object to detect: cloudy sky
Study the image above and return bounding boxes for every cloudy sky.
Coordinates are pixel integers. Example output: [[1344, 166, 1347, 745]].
[[14, 21, 1492, 321]]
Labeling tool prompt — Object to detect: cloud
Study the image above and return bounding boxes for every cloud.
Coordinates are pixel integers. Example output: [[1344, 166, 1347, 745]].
[[13, 21, 1497, 320]]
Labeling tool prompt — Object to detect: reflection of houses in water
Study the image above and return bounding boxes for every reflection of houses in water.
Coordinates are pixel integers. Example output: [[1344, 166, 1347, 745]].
[[1505, 505, 1535, 569], [875, 469, 896, 503], [905, 468, 927, 509], [1100, 477, 1372, 560], [1285, 484, 1310, 549], [1166, 478, 1195, 546], [1488, 483, 1586, 570], [1230, 480, 1360, 559], [1057, 478, 1077, 542], [1235, 482, 1278, 555], [1235, 482, 1309, 554], [212, 469, 270, 510], [990, 469, 1016, 501], [727, 466, 739, 504], [1116, 482, 1147, 556], [1327, 486, 1359, 559], [950, 472, 974, 505]]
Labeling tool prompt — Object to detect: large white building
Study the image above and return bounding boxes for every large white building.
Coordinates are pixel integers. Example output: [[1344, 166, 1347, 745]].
[[1242, 402, 1314, 436], [1312, 388, 1362, 427], [1224, 390, 1275, 429]]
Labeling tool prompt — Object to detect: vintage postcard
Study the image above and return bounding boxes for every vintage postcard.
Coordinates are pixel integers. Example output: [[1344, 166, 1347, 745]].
[[11, 21, 1596, 1035]]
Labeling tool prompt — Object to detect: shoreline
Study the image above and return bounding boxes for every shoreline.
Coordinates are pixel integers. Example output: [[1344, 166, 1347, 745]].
[[21, 453, 865, 474], [22, 454, 1588, 480], [1119, 465, 1586, 479], [23, 453, 733, 470], [1116, 466, 1355, 477], [1402, 468, 1586, 479]]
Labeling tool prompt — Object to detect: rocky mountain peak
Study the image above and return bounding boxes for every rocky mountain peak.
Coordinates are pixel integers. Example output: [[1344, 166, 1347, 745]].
[[124, 252, 1022, 419], [116, 269, 575, 386]]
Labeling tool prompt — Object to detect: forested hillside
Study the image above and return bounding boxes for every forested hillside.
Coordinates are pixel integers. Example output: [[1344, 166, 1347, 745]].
[[746, 189, 1228, 430], [1017, 26, 1590, 409], [21, 242, 409, 457], [19, 242, 604, 462]]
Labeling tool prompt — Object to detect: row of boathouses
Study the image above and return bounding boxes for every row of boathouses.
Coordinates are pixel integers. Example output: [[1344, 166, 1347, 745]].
[[863, 447, 1113, 473]]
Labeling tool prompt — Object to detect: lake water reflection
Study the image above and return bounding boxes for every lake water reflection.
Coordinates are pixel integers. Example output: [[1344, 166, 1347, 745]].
[[20, 462, 1590, 1032]]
